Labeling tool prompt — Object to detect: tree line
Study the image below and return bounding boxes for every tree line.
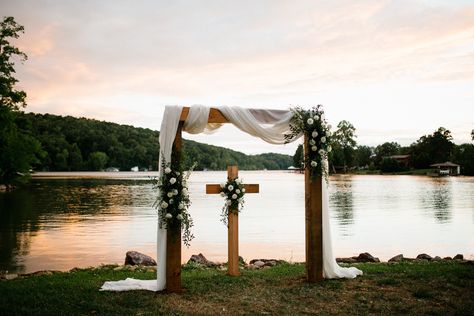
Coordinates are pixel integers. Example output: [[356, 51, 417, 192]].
[[293, 121, 474, 175]]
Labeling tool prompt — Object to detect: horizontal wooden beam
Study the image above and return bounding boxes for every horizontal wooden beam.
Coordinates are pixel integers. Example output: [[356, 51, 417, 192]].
[[206, 184, 259, 194], [180, 107, 230, 124]]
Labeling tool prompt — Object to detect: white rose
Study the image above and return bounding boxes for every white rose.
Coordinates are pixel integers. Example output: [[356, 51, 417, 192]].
[[220, 192, 226, 197], [173, 189, 178, 195], [228, 185, 234, 191], [167, 192, 173, 198], [220, 182, 225, 188], [326, 131, 332, 137], [311, 146, 317, 151], [161, 202, 169, 209], [235, 189, 241, 194], [327, 145, 332, 152], [226, 200, 232, 206], [309, 139, 316, 146], [312, 131, 318, 138], [307, 118, 314, 125], [178, 203, 185, 210], [321, 136, 326, 143], [232, 194, 237, 199], [165, 213, 172, 219], [242, 188, 246, 193], [311, 161, 318, 167], [170, 177, 176, 184], [313, 115, 319, 121], [164, 167, 171, 174], [169, 199, 174, 204], [176, 214, 184, 221], [319, 149, 326, 156], [176, 172, 180, 176], [235, 178, 241, 184], [182, 188, 188, 195]]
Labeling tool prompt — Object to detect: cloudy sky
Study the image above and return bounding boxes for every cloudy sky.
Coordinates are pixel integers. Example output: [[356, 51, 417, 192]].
[[2, 0, 473, 155]]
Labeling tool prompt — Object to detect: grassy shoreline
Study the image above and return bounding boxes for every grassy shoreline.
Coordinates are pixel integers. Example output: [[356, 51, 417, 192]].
[[1, 261, 472, 315]]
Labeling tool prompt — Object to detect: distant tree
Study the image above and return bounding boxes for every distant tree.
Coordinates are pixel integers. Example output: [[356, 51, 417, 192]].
[[293, 144, 304, 168], [332, 120, 357, 171], [451, 144, 474, 175], [471, 129, 474, 141], [374, 142, 401, 167], [354, 145, 373, 168], [0, 17, 43, 189], [410, 127, 454, 169], [88, 151, 108, 171], [380, 157, 407, 173]]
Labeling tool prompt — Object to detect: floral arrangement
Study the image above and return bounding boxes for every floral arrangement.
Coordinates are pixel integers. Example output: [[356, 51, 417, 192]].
[[219, 177, 245, 226], [285, 105, 332, 181], [154, 160, 194, 246]]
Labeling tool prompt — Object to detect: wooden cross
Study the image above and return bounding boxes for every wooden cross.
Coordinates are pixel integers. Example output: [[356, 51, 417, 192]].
[[165, 107, 323, 293], [206, 165, 259, 276]]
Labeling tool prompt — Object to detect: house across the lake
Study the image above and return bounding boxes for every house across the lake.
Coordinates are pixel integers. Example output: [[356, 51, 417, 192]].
[[430, 161, 461, 176], [387, 154, 411, 167]]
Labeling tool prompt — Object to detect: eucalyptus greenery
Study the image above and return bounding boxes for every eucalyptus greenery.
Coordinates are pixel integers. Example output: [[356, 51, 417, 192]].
[[285, 105, 333, 181], [219, 177, 245, 226], [153, 160, 194, 247]]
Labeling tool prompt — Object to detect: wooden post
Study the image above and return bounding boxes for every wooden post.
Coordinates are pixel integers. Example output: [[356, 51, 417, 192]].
[[166, 122, 183, 293], [205, 166, 259, 276], [305, 135, 324, 282]]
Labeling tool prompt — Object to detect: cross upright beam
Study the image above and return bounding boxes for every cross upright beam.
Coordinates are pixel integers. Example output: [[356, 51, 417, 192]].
[[206, 165, 259, 276]]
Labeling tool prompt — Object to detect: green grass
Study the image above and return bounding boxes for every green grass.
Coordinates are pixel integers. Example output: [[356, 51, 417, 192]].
[[1, 261, 473, 315]]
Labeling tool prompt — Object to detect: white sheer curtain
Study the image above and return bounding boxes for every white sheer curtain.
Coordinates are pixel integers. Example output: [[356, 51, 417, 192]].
[[100, 105, 361, 292]]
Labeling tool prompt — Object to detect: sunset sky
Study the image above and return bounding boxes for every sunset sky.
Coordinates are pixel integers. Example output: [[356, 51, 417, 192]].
[[2, 0, 473, 155]]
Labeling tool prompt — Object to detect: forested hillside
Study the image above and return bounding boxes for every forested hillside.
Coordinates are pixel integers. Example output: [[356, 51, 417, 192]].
[[16, 113, 292, 171]]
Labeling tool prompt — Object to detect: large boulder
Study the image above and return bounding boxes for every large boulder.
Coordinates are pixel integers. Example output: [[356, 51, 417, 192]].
[[124, 251, 156, 266], [353, 252, 380, 263], [187, 253, 217, 267], [453, 254, 464, 260], [416, 253, 432, 261], [388, 254, 404, 263]]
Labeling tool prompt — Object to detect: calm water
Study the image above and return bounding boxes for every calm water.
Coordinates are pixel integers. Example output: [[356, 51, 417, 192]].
[[0, 171, 473, 274]]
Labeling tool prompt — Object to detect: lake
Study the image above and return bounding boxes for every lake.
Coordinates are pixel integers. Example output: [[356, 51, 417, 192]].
[[1, 171, 473, 274]]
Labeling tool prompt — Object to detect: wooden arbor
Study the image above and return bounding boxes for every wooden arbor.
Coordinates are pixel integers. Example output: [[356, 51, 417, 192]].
[[166, 107, 323, 293]]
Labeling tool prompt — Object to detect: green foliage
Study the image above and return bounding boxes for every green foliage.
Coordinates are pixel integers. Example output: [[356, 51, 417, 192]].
[[374, 142, 401, 166], [292, 144, 303, 168], [330, 120, 357, 172], [0, 17, 44, 189], [410, 127, 454, 169], [354, 145, 373, 168], [380, 157, 408, 173], [451, 143, 474, 175], [88, 151, 108, 171]]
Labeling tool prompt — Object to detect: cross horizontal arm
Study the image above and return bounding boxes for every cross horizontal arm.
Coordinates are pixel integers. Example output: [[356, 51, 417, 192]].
[[180, 107, 230, 123], [206, 184, 259, 194]]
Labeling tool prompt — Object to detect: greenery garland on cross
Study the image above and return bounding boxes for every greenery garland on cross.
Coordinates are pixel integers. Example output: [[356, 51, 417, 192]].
[[285, 105, 333, 181]]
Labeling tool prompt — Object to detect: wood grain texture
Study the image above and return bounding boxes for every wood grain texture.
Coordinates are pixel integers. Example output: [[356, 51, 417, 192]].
[[304, 134, 324, 282]]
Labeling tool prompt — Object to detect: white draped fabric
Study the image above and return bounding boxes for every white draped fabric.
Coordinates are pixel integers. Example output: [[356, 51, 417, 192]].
[[100, 105, 362, 292]]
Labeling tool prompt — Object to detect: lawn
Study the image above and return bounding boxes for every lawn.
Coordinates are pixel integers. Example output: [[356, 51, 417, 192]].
[[1, 261, 472, 315]]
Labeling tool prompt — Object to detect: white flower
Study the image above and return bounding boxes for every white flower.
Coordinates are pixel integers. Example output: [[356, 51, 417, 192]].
[[235, 189, 241, 194], [232, 194, 238, 199], [176, 214, 184, 221], [311, 146, 318, 151], [238, 198, 243, 203], [182, 188, 188, 195], [161, 201, 169, 209], [169, 177, 176, 184], [169, 199, 174, 204], [313, 115, 319, 121], [165, 213, 172, 219], [309, 139, 316, 146], [311, 161, 318, 167], [242, 188, 246, 193], [321, 114, 325, 120], [172, 189, 178, 195], [326, 131, 332, 137], [235, 178, 241, 184], [327, 145, 332, 152], [312, 131, 318, 138], [167, 192, 173, 198], [220, 192, 226, 197], [226, 200, 232, 206], [321, 136, 326, 143], [307, 118, 314, 125], [319, 149, 326, 156], [228, 184, 234, 191], [327, 124, 332, 129], [220, 182, 225, 188], [178, 203, 185, 210], [164, 167, 171, 174], [176, 172, 180, 176]]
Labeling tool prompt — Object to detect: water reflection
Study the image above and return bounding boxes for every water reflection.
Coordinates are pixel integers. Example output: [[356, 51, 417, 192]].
[[330, 177, 354, 236], [431, 179, 452, 223]]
